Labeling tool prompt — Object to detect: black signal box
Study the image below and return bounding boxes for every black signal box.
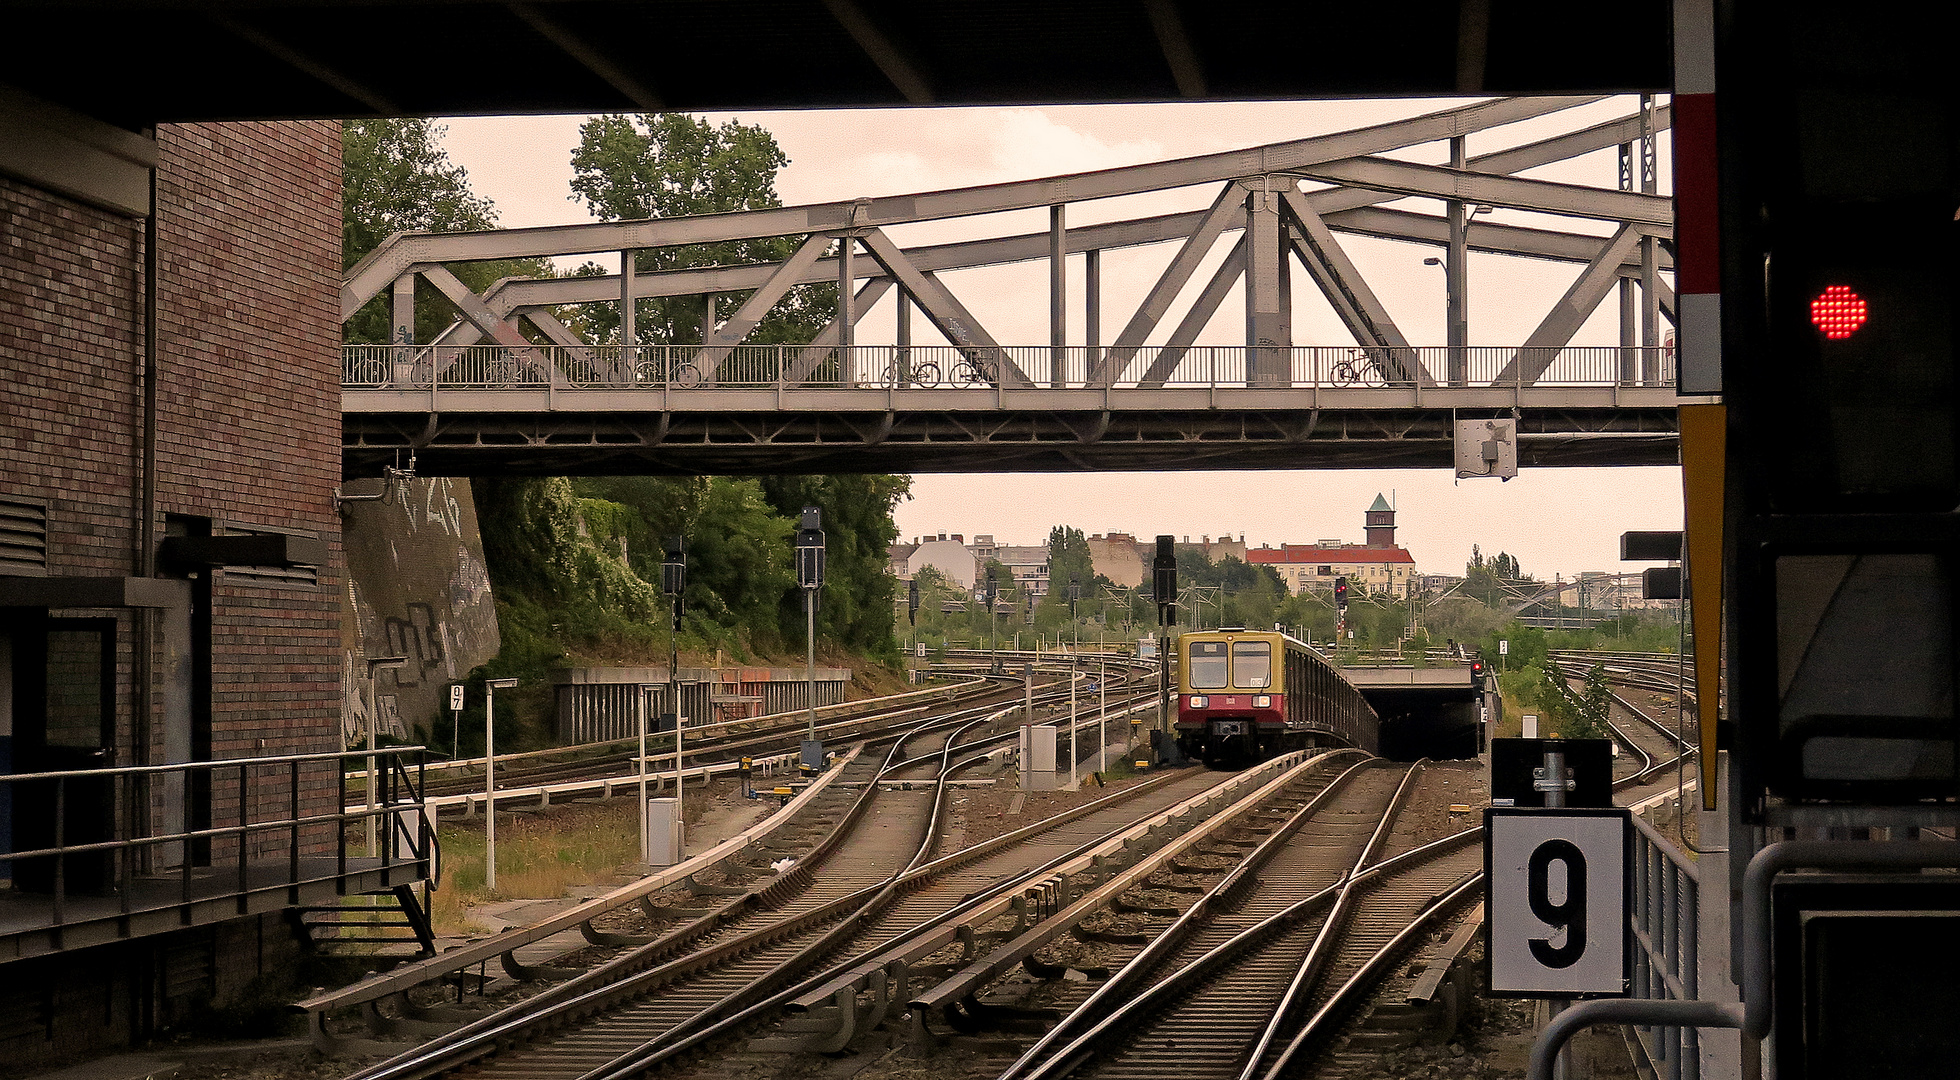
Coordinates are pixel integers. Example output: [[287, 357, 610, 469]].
[[1488, 738, 1614, 808]]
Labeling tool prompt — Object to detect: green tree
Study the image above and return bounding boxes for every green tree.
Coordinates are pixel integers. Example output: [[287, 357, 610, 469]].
[[567, 113, 835, 346], [572, 476, 796, 651], [341, 118, 553, 344], [1580, 662, 1615, 739], [758, 475, 911, 660]]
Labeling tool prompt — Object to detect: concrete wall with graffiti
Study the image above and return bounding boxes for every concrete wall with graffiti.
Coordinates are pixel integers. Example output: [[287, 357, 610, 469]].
[[340, 477, 501, 746]]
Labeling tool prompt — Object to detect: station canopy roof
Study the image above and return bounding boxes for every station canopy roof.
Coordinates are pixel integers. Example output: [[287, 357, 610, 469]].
[[7, 0, 1670, 130]]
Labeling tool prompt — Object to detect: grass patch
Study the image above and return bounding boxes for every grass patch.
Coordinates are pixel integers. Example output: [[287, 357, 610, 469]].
[[429, 800, 644, 936]]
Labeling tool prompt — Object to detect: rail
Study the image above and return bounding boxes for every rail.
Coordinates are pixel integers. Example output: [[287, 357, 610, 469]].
[[295, 743, 866, 1039], [0, 746, 431, 952], [344, 343, 1674, 394]]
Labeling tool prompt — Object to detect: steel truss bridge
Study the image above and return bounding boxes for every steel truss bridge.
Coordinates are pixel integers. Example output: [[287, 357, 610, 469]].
[[342, 97, 1677, 477]]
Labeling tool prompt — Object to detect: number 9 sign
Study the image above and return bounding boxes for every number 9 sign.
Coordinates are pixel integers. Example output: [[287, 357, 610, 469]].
[[1485, 807, 1629, 996]]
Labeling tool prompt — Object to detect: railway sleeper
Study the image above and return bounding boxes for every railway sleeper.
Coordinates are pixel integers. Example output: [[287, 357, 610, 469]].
[[359, 995, 452, 1039], [578, 919, 654, 948], [1111, 895, 1182, 916], [499, 950, 582, 982], [637, 896, 715, 921], [942, 993, 1060, 1035], [749, 982, 862, 1054], [684, 874, 752, 897]]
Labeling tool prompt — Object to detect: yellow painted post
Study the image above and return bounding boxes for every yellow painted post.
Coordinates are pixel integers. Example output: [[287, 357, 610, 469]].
[[1679, 402, 1726, 810]]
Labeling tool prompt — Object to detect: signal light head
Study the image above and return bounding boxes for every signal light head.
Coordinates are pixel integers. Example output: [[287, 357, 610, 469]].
[[1810, 285, 1869, 339]]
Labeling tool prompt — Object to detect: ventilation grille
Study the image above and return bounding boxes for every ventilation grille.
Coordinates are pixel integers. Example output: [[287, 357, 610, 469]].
[[0, 498, 48, 576], [218, 524, 320, 589]]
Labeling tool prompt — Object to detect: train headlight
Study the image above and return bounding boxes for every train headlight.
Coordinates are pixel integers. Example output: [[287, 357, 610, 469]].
[[1188, 696, 1208, 709], [1253, 695, 1271, 709]]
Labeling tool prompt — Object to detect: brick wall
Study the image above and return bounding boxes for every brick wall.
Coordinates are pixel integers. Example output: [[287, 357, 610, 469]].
[[1, 118, 351, 1062], [155, 122, 344, 775], [0, 175, 142, 575]]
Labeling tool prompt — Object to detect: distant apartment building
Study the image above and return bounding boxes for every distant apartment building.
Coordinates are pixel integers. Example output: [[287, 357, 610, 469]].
[[1247, 494, 1419, 599], [1087, 532, 1146, 587], [971, 535, 1052, 598], [891, 532, 978, 589]]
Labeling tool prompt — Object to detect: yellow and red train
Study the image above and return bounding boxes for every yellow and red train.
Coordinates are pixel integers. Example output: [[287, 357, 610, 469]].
[[1174, 629, 1380, 765]]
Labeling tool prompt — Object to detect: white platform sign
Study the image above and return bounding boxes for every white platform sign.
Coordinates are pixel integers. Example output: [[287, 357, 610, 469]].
[[1485, 807, 1629, 996]]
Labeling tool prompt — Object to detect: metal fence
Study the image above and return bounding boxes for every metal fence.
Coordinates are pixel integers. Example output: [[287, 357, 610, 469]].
[[0, 747, 433, 934], [1629, 810, 1701, 1080], [344, 344, 1674, 392]]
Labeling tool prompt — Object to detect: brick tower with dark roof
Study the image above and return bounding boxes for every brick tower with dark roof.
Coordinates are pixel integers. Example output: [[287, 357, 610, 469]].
[[1365, 493, 1397, 548]]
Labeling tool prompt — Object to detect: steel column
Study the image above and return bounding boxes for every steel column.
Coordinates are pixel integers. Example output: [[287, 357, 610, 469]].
[[895, 287, 910, 381], [837, 237, 855, 361], [1084, 249, 1101, 373], [1639, 94, 1661, 384], [620, 250, 636, 350], [1446, 135, 1468, 385], [390, 274, 415, 347], [1618, 143, 1639, 384], [1245, 184, 1289, 387], [1050, 204, 1066, 387]]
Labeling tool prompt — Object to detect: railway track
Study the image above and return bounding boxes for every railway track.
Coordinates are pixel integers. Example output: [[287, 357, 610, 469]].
[[337, 705, 1232, 1080], [389, 656, 1159, 811], [1546, 651, 1697, 791], [326, 653, 1508, 1080], [978, 758, 1481, 1080]]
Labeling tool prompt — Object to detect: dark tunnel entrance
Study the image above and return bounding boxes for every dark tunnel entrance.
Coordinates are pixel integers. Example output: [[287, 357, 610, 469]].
[[1359, 686, 1486, 761]]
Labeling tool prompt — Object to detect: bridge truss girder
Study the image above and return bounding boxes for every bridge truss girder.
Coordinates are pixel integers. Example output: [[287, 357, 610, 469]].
[[342, 390, 1679, 478], [346, 96, 1676, 396]]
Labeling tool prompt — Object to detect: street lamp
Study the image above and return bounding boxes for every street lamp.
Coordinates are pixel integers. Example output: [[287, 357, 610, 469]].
[[362, 655, 407, 856], [796, 507, 826, 772], [483, 677, 519, 892]]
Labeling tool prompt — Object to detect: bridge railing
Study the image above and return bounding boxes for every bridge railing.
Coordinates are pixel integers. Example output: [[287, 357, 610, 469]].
[[343, 344, 1674, 391]]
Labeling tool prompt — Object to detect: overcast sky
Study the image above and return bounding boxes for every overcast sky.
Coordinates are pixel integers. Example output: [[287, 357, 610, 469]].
[[435, 98, 1681, 582]]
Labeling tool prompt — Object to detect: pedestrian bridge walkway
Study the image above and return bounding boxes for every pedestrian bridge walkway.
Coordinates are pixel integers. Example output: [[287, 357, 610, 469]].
[[343, 342, 1675, 475]]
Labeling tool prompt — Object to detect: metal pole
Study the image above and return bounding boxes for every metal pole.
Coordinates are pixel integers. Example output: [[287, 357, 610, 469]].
[[366, 675, 378, 856], [1542, 738, 1569, 1080], [1068, 651, 1078, 787], [673, 672, 684, 820], [363, 657, 406, 856], [1099, 634, 1107, 770], [484, 685, 497, 892], [805, 588, 817, 742], [484, 677, 517, 892], [637, 684, 649, 864]]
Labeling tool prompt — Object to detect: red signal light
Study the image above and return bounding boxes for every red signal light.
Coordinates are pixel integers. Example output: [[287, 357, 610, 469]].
[[1810, 285, 1869, 339]]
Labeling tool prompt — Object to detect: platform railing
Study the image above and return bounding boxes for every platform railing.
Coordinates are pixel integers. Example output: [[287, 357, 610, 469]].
[[0, 746, 433, 939], [1629, 811, 1701, 1080], [343, 343, 1675, 392]]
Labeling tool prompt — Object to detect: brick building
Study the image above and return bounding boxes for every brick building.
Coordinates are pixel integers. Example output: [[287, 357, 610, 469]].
[[1248, 495, 1420, 599], [0, 94, 427, 1060]]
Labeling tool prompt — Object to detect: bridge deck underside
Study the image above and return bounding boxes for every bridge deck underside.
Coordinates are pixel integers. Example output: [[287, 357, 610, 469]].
[[344, 389, 1677, 476]]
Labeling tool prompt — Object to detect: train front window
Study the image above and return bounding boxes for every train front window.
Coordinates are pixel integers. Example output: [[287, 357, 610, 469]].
[[1189, 641, 1229, 689], [1233, 641, 1273, 688]]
